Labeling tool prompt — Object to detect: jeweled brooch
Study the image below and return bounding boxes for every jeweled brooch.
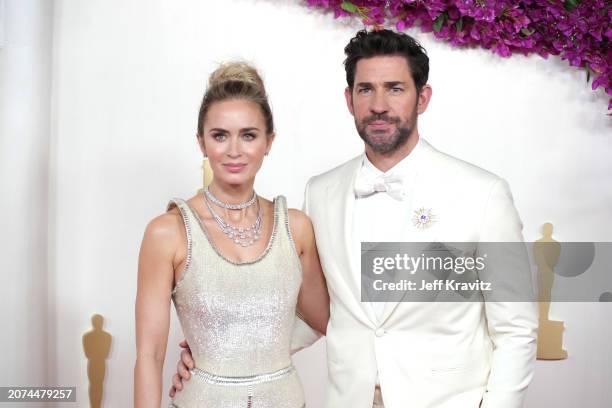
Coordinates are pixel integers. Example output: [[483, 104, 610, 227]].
[[412, 208, 436, 229]]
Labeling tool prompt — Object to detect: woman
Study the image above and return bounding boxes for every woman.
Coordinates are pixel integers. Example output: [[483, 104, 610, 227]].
[[134, 62, 329, 408]]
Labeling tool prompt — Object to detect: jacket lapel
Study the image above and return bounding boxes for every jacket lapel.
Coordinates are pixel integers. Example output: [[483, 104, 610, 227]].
[[324, 155, 378, 327]]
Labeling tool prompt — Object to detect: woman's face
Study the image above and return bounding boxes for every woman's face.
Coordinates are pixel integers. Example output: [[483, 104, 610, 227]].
[[199, 99, 273, 188]]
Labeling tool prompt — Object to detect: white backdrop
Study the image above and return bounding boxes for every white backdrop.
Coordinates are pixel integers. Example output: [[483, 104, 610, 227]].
[[0, 0, 53, 395], [2, 0, 611, 407]]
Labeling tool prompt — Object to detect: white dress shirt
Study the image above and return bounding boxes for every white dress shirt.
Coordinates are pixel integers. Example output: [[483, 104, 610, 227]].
[[352, 138, 423, 319]]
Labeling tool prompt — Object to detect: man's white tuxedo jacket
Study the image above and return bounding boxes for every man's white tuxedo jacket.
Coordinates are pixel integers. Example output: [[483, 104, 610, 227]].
[[292, 139, 538, 408]]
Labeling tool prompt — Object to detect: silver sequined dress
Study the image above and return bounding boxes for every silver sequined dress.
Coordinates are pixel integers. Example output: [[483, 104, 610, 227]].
[[168, 196, 305, 408]]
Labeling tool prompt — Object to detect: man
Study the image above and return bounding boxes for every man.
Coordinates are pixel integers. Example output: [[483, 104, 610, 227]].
[[172, 29, 538, 407]]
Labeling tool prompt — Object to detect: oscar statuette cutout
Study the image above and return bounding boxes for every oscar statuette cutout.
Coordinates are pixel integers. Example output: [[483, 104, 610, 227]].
[[197, 158, 213, 193], [82, 314, 112, 407], [534, 223, 568, 360]]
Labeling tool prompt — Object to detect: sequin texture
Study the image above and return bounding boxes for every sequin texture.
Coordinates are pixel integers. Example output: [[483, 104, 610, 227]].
[[168, 197, 305, 408]]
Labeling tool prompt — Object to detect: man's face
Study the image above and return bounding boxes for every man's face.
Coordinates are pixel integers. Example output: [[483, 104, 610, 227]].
[[345, 55, 429, 155]]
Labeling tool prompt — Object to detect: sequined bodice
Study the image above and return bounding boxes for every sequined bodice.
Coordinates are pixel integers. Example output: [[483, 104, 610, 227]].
[[169, 197, 302, 377]]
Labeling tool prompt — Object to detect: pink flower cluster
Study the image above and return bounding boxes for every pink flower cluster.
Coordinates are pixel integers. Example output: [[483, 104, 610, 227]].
[[305, 0, 612, 110]]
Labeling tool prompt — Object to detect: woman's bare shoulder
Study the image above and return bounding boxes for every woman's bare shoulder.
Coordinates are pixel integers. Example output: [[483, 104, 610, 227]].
[[143, 207, 185, 244], [287, 208, 314, 250], [287, 208, 311, 227]]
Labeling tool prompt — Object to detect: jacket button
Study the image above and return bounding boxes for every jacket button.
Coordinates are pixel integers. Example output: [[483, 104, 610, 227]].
[[375, 328, 385, 337]]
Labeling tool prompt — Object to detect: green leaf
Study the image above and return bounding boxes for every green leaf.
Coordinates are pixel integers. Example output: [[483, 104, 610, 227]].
[[341, 1, 359, 13], [564, 0, 580, 12], [520, 27, 535, 36], [585, 63, 591, 83], [455, 17, 463, 32], [433, 13, 446, 32]]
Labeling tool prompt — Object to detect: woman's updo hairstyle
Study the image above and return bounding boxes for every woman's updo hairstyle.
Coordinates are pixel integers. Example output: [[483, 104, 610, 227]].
[[197, 61, 274, 137]]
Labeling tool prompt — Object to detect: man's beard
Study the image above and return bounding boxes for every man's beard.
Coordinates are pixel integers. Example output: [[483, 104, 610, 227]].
[[356, 110, 417, 155]]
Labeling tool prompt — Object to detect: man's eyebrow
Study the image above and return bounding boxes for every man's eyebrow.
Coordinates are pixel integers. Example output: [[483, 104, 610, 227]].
[[384, 81, 406, 87], [355, 81, 407, 88]]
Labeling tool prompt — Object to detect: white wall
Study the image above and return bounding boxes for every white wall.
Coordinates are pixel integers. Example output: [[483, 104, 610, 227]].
[[2, 0, 610, 406], [0, 0, 53, 395]]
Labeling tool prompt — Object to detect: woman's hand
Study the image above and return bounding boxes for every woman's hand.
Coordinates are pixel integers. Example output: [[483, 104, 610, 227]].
[[169, 340, 195, 397]]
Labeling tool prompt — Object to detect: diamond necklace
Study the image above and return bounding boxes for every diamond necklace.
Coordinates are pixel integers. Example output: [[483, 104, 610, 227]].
[[202, 193, 262, 247], [204, 186, 256, 210]]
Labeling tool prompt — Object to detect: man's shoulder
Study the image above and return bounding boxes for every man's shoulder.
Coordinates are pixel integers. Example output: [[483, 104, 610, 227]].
[[306, 154, 363, 191], [304, 140, 506, 193], [423, 140, 502, 188]]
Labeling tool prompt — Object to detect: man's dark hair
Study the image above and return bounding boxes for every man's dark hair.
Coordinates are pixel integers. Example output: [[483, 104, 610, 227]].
[[344, 29, 429, 93]]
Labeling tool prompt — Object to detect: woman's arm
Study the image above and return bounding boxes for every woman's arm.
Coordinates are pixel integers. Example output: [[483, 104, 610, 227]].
[[289, 209, 330, 335], [134, 213, 182, 407]]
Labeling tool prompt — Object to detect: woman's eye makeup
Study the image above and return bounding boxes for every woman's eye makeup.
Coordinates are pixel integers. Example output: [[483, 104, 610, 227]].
[[209, 129, 258, 141]]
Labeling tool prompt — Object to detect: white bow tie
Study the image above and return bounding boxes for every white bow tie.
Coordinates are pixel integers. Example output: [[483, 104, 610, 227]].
[[354, 171, 406, 201]]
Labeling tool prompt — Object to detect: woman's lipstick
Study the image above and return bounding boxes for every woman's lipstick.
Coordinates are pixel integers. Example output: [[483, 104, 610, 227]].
[[223, 163, 246, 173]]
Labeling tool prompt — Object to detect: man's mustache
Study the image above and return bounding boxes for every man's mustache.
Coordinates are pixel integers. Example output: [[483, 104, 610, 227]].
[[361, 114, 401, 125]]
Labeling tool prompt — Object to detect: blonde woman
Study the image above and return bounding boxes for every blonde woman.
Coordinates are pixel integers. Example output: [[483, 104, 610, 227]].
[[134, 62, 329, 408]]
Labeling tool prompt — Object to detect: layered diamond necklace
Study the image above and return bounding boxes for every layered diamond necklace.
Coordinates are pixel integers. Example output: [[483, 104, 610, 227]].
[[202, 186, 262, 247]]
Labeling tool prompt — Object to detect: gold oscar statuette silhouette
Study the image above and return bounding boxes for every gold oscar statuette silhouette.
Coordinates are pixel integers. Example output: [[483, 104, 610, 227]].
[[82, 314, 112, 408], [197, 158, 214, 195], [534, 223, 568, 360]]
